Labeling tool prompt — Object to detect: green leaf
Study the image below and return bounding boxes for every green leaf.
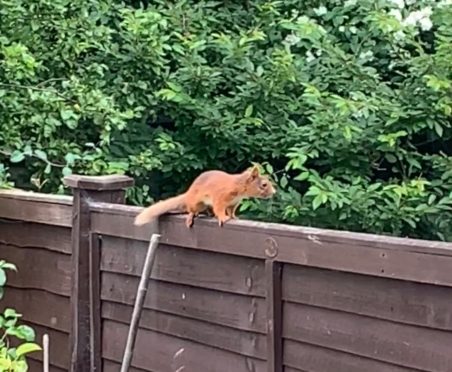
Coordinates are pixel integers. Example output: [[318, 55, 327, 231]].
[[312, 194, 324, 210], [16, 342, 41, 357], [434, 122, 443, 137], [0, 358, 11, 369], [0, 269, 6, 287], [34, 150, 47, 161], [62, 166, 72, 176], [280, 176, 288, 188], [385, 154, 397, 163], [10, 151, 25, 163], [244, 104, 253, 118], [15, 325, 36, 342], [60, 109, 74, 121], [0, 263, 17, 271], [4, 308, 20, 319], [294, 172, 309, 181]]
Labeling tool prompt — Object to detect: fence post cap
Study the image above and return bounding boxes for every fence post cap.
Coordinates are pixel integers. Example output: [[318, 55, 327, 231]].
[[63, 174, 134, 191]]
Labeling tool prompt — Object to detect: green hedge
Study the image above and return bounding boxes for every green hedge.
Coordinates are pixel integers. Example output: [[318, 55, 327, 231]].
[[0, 0, 451, 240]]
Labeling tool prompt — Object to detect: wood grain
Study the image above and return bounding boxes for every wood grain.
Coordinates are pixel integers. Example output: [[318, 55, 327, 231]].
[[23, 322, 70, 370], [102, 301, 266, 359], [89, 203, 452, 286], [0, 222, 71, 254], [0, 195, 72, 227], [101, 272, 266, 333], [1, 243, 71, 296], [102, 319, 266, 372], [100, 235, 266, 296], [1, 287, 70, 333], [284, 340, 420, 372], [27, 358, 66, 372], [283, 302, 452, 371], [283, 265, 452, 331]]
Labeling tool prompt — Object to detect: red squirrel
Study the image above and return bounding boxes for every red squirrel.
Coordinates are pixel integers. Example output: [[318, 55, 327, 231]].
[[134, 165, 276, 228]]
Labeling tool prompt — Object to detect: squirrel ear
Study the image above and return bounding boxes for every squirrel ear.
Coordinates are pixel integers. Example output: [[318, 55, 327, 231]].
[[247, 164, 260, 181]]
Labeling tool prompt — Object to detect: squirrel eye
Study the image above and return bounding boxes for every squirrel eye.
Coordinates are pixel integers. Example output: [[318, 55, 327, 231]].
[[261, 182, 268, 188]]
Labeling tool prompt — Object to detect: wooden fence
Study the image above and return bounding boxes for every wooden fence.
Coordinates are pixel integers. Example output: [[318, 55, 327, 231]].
[[1, 174, 452, 372]]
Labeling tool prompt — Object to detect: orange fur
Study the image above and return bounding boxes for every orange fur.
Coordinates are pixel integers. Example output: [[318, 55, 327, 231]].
[[134, 165, 276, 228]]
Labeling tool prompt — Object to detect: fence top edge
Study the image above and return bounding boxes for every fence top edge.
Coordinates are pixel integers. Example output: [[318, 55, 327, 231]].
[[0, 189, 73, 205], [89, 201, 452, 252]]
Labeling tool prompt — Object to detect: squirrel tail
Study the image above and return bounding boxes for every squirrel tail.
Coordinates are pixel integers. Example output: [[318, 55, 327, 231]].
[[134, 193, 186, 226]]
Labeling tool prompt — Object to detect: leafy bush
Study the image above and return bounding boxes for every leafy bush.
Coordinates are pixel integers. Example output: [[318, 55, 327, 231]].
[[0, 0, 451, 240], [0, 261, 41, 371]]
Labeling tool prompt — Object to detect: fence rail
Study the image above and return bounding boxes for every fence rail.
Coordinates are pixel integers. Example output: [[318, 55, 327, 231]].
[[1, 175, 452, 372]]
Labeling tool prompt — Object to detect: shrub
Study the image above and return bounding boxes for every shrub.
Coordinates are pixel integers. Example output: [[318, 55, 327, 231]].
[[0, 0, 451, 240], [0, 261, 41, 371]]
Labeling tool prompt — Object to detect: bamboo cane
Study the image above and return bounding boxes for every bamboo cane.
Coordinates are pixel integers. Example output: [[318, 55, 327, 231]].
[[120, 233, 161, 372]]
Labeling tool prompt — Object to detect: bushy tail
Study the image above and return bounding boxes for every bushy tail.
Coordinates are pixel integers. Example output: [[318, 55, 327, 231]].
[[134, 193, 186, 226]]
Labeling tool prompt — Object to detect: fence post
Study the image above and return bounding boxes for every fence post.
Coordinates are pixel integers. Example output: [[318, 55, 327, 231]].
[[64, 175, 134, 372], [265, 237, 283, 372]]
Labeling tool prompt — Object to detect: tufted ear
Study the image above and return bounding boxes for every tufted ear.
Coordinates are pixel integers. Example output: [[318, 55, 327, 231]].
[[246, 164, 260, 182]]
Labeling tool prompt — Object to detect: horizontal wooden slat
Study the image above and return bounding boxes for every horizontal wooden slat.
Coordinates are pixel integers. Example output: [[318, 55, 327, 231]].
[[103, 359, 149, 372], [101, 235, 266, 296], [1, 244, 71, 296], [102, 301, 266, 359], [89, 203, 452, 287], [101, 272, 266, 333], [284, 340, 419, 372], [284, 302, 452, 371], [27, 358, 66, 372], [283, 265, 452, 331], [0, 222, 71, 254], [103, 319, 266, 372], [89, 202, 452, 253], [0, 189, 72, 204], [0, 195, 72, 227], [1, 287, 70, 333], [23, 322, 69, 370]]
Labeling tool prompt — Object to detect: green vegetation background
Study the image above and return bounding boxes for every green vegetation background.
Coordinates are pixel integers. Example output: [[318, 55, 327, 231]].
[[0, 0, 451, 241]]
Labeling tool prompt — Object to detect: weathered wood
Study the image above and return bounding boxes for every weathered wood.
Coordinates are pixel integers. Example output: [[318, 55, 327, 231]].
[[101, 235, 266, 297], [283, 302, 452, 371], [1, 244, 71, 296], [64, 174, 133, 372], [102, 301, 266, 359], [1, 287, 70, 333], [103, 359, 149, 372], [63, 175, 134, 191], [89, 201, 452, 254], [0, 222, 71, 254], [0, 197, 72, 227], [90, 234, 102, 372], [101, 271, 266, 333], [27, 359, 66, 372], [284, 340, 420, 372], [102, 319, 266, 372], [0, 189, 72, 204], [89, 203, 452, 286], [24, 323, 70, 370], [90, 205, 158, 241], [266, 260, 283, 372], [283, 265, 452, 331]]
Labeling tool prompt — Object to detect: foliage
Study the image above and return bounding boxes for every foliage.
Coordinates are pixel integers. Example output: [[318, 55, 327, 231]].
[[0, 261, 41, 372], [0, 0, 451, 240]]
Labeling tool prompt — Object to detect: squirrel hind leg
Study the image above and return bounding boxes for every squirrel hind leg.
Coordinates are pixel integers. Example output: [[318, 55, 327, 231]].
[[185, 212, 195, 228], [212, 203, 230, 227], [185, 202, 207, 228]]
